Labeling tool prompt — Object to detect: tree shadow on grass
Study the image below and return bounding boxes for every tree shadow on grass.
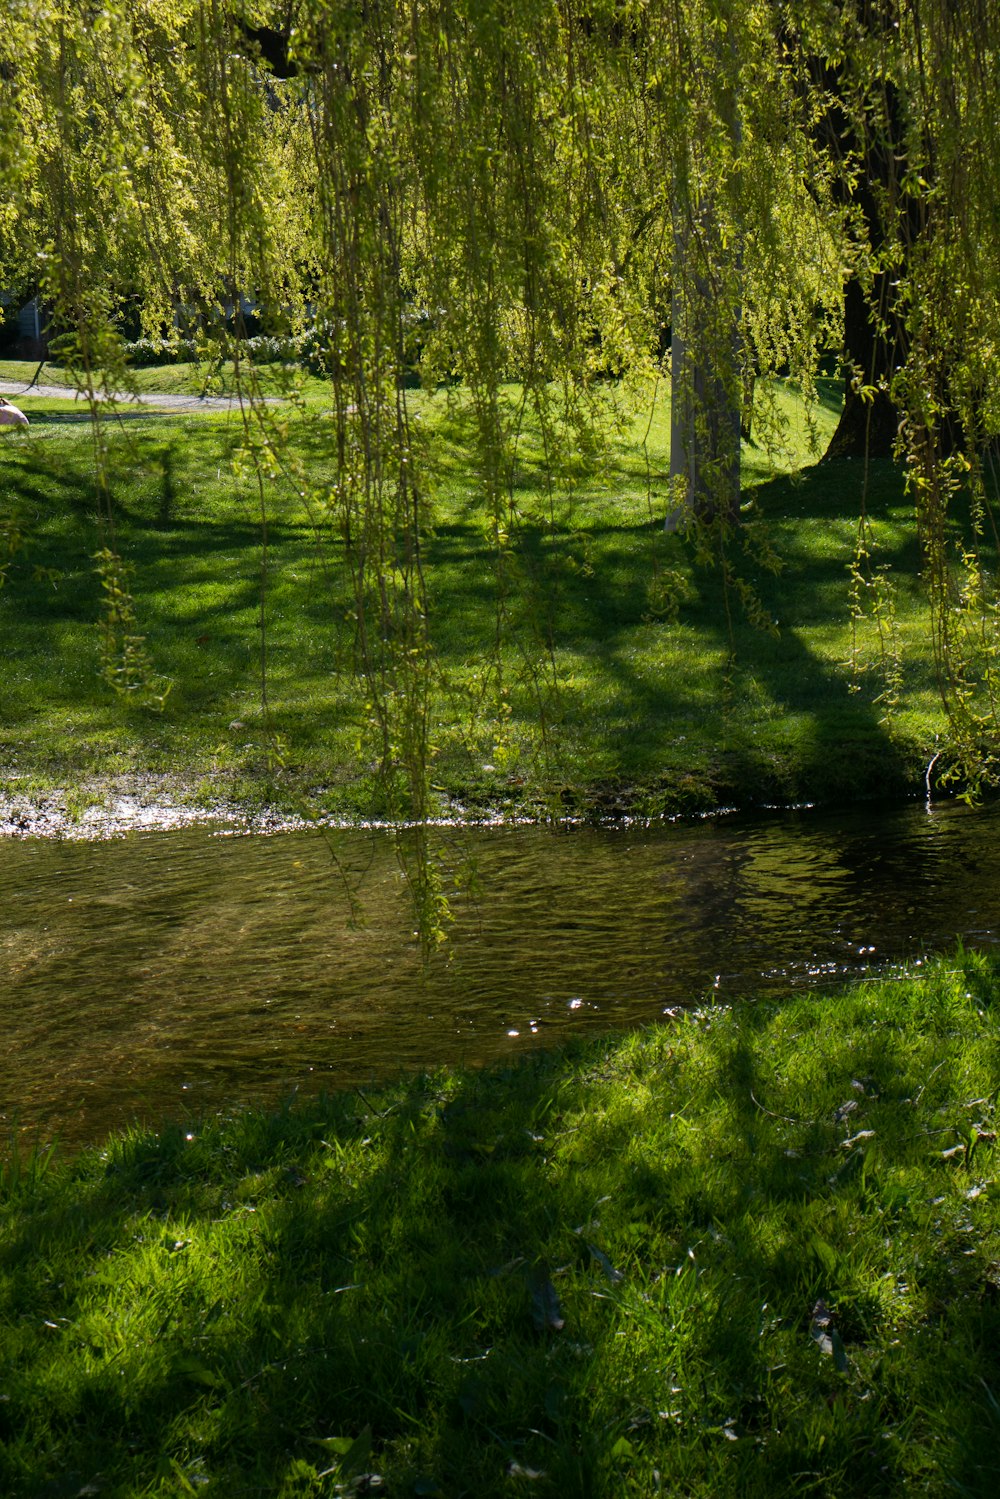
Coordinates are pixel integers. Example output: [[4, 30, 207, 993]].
[[674, 460, 932, 802], [0, 431, 950, 810], [4, 965, 1000, 1496], [420, 451, 936, 804]]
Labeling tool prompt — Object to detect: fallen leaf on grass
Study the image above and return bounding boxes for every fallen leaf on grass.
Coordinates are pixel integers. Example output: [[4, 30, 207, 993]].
[[314, 1473, 383, 1494], [810, 1300, 849, 1373], [581, 1237, 624, 1285], [507, 1461, 546, 1480], [811, 1298, 833, 1328], [529, 1269, 565, 1332]]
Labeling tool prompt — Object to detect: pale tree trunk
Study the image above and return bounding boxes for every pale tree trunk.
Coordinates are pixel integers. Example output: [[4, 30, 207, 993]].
[[666, 205, 742, 532]]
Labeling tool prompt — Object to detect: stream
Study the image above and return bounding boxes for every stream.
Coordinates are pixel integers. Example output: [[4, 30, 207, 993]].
[[2, 797, 998, 1146]]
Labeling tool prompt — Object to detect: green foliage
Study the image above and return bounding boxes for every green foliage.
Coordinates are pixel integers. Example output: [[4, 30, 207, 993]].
[[0, 385, 951, 816], [4, 952, 1000, 1495], [93, 545, 172, 709], [2, 1, 1000, 831]]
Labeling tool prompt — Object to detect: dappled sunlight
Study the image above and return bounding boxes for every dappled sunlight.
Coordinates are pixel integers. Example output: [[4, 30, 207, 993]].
[[0, 398, 952, 812], [4, 955, 1000, 1494]]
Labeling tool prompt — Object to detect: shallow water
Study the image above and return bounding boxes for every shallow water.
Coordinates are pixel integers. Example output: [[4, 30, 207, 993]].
[[2, 798, 998, 1146]]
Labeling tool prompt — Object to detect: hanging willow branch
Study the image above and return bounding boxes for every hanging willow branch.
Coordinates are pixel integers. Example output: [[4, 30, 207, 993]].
[[4, 0, 1000, 837]]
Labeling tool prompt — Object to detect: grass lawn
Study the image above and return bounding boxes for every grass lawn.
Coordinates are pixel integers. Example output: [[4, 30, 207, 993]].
[[0, 361, 954, 817], [3, 951, 1000, 1496], [3, 362, 998, 1496]]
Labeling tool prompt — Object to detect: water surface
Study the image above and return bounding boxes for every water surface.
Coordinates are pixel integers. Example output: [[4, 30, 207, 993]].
[[2, 798, 997, 1145]]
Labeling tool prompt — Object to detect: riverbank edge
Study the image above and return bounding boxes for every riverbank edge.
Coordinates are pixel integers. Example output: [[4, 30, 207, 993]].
[[3, 952, 1000, 1495], [0, 730, 956, 838]]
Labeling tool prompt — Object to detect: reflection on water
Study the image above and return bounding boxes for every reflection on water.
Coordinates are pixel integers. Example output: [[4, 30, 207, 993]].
[[2, 798, 998, 1145]]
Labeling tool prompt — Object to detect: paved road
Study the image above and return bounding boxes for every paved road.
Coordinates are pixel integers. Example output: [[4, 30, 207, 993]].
[[0, 378, 271, 412]]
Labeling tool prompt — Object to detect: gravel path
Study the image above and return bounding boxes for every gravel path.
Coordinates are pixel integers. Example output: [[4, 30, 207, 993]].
[[0, 378, 273, 412]]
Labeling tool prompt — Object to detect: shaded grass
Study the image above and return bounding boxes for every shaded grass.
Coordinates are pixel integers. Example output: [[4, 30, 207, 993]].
[[0, 374, 954, 817], [3, 951, 1000, 1495]]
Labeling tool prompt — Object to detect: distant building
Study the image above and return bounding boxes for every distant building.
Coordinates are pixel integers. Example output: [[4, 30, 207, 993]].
[[16, 297, 47, 358]]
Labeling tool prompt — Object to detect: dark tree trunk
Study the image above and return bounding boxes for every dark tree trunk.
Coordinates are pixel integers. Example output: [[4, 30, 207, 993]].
[[783, 5, 916, 462], [825, 257, 903, 460]]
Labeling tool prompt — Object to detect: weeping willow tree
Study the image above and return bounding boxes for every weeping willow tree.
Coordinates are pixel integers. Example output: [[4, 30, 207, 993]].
[[778, 0, 1000, 770], [3, 0, 1000, 874]]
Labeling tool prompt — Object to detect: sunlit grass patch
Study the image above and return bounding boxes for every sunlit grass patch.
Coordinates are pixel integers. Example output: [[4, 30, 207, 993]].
[[0, 377, 956, 816], [3, 951, 1000, 1495]]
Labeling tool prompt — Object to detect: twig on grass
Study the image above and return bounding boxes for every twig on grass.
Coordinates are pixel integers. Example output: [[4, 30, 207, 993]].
[[749, 1091, 808, 1126]]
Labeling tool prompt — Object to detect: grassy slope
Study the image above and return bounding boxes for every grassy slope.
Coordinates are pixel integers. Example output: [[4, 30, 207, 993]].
[[0, 363, 948, 816], [3, 952, 1000, 1496]]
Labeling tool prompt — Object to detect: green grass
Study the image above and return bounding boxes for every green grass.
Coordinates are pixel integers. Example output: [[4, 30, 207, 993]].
[[0, 365, 954, 817], [4, 951, 1000, 1496]]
